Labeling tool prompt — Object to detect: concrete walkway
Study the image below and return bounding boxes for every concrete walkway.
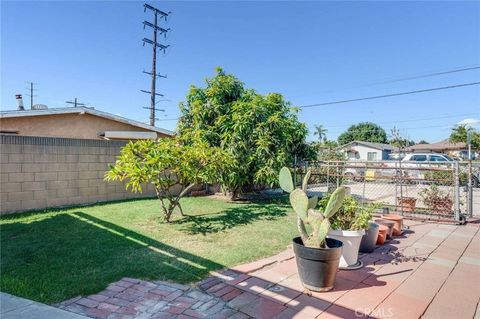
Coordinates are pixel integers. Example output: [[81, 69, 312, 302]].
[[0, 292, 88, 319], [57, 219, 480, 318]]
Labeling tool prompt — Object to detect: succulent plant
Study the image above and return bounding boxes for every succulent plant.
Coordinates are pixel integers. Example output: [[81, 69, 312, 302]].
[[279, 167, 346, 248]]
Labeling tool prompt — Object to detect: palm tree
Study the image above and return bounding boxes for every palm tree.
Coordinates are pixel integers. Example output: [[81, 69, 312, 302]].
[[314, 124, 328, 142]]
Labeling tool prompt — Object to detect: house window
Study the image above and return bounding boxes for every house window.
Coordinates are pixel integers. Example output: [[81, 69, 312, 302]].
[[367, 152, 377, 161]]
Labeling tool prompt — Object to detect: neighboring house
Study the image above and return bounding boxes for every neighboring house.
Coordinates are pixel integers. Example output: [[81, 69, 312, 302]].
[[337, 140, 393, 161], [0, 107, 173, 140], [405, 139, 467, 155], [406, 140, 479, 159]]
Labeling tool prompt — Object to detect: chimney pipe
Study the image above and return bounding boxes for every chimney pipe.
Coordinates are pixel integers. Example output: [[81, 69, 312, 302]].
[[15, 94, 25, 111]]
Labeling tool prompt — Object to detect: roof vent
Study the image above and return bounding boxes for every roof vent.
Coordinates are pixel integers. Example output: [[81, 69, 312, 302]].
[[32, 104, 48, 110], [15, 94, 25, 111]]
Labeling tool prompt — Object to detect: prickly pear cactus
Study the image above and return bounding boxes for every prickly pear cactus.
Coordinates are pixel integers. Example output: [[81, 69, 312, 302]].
[[279, 167, 294, 193], [278, 166, 346, 248], [290, 189, 308, 221]]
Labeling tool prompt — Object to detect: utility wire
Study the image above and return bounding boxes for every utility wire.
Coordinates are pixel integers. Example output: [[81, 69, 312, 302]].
[[372, 66, 480, 85], [288, 64, 480, 99], [298, 82, 480, 108], [324, 112, 479, 128]]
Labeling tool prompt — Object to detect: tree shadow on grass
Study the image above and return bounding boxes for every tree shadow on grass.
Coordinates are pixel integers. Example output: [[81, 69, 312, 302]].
[[173, 199, 290, 235], [0, 211, 224, 304]]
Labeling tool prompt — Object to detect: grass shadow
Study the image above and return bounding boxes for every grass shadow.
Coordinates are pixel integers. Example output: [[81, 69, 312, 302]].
[[0, 211, 224, 304], [174, 199, 290, 235]]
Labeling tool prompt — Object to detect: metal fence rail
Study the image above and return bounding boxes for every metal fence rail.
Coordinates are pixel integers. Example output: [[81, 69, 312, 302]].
[[295, 160, 477, 223]]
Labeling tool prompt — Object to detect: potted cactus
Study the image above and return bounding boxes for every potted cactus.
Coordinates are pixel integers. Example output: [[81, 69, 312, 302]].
[[279, 167, 346, 292]]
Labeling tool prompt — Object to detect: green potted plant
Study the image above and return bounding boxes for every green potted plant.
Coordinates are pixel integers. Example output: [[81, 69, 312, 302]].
[[419, 185, 453, 214], [279, 167, 346, 292], [319, 195, 376, 269]]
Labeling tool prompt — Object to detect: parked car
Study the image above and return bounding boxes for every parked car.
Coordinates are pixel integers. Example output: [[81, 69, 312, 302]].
[[402, 153, 455, 163], [400, 153, 455, 180]]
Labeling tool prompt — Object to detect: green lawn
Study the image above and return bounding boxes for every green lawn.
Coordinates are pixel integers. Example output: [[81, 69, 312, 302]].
[[0, 196, 297, 304]]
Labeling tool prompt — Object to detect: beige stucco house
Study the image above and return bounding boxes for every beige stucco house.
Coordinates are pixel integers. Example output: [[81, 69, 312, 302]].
[[0, 107, 173, 140]]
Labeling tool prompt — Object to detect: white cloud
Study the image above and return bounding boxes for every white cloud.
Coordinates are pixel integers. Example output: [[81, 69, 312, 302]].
[[457, 118, 480, 127]]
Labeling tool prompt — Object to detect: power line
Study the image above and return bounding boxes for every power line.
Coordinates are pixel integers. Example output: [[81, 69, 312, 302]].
[[288, 64, 480, 100], [25, 82, 38, 110], [324, 112, 479, 128], [298, 82, 480, 108], [156, 117, 179, 121], [372, 66, 480, 85], [66, 98, 86, 108], [142, 2, 171, 127]]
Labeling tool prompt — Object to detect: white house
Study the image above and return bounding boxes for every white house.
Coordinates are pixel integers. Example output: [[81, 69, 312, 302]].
[[337, 141, 393, 161]]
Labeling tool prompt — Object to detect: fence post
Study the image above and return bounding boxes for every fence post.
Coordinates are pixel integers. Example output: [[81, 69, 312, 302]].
[[326, 161, 330, 192], [454, 161, 461, 222], [336, 162, 339, 188], [467, 161, 473, 217]]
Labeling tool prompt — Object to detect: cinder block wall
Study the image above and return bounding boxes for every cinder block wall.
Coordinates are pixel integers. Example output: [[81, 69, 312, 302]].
[[0, 135, 157, 214]]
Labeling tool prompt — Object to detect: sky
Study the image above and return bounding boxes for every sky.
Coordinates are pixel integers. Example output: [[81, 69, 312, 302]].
[[1, 1, 479, 142]]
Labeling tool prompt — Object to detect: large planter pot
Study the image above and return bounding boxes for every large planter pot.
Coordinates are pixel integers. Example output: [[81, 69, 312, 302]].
[[327, 229, 365, 270], [292, 237, 343, 292], [382, 214, 404, 236], [360, 223, 379, 253], [375, 219, 394, 239], [376, 225, 389, 245], [397, 197, 416, 212]]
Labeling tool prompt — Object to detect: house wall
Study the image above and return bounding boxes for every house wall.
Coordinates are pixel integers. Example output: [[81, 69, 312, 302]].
[[343, 145, 383, 161], [0, 135, 181, 214], [0, 113, 169, 140]]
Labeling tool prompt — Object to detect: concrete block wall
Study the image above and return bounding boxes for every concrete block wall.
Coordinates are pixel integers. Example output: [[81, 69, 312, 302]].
[[0, 135, 157, 214]]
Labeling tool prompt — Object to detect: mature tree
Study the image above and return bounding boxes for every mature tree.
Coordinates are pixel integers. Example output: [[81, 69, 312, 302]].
[[337, 122, 388, 145], [177, 67, 308, 199], [313, 124, 328, 142], [417, 140, 429, 145], [450, 124, 480, 149], [105, 138, 231, 222]]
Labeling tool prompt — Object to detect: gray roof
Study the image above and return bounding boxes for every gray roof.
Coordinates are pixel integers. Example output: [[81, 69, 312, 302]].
[[338, 140, 394, 151], [0, 107, 174, 136]]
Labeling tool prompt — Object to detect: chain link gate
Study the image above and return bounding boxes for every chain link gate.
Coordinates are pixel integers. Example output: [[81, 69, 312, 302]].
[[294, 160, 472, 223]]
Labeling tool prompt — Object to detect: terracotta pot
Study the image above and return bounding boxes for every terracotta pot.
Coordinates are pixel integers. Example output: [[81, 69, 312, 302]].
[[397, 197, 416, 212], [376, 225, 389, 245], [375, 219, 394, 239], [382, 214, 403, 236]]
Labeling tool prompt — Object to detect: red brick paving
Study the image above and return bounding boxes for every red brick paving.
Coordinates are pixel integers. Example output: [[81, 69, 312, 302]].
[[57, 220, 480, 318]]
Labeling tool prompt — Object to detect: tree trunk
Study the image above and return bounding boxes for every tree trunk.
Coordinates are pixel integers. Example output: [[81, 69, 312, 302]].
[[230, 187, 240, 201]]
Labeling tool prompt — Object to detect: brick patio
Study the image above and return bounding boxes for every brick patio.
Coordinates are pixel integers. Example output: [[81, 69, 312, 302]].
[[58, 219, 480, 319]]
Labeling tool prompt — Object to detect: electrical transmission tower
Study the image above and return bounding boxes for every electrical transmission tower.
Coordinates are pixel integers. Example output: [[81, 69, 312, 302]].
[[142, 3, 170, 126], [66, 98, 86, 108], [25, 82, 38, 109]]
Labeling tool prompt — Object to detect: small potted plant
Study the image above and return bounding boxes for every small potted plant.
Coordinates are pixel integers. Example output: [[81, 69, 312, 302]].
[[420, 185, 453, 214], [319, 195, 373, 269], [279, 167, 346, 292]]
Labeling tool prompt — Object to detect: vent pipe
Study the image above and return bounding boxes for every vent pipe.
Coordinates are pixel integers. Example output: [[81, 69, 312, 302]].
[[15, 94, 25, 111]]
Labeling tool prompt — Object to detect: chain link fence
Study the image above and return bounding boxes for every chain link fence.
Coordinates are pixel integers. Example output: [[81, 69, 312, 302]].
[[294, 160, 478, 223]]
